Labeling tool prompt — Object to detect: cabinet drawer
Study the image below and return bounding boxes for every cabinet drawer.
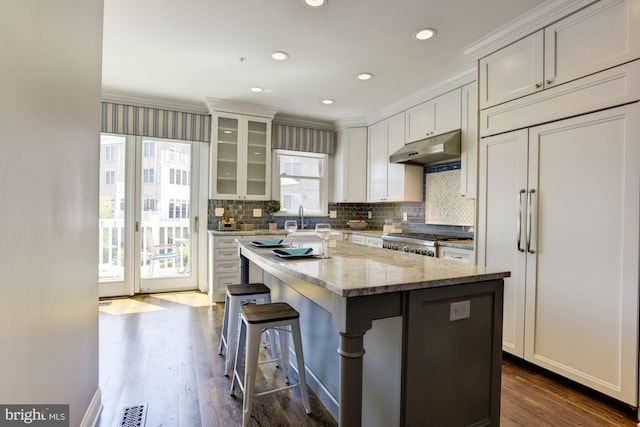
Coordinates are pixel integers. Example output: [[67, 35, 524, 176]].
[[213, 272, 241, 296], [351, 235, 366, 245], [214, 260, 239, 274], [214, 247, 238, 261], [213, 236, 238, 248], [439, 247, 473, 263], [366, 236, 383, 248]]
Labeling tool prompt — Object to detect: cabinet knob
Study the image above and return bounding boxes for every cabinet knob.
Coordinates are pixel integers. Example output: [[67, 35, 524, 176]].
[[535, 83, 542, 89], [545, 79, 554, 85]]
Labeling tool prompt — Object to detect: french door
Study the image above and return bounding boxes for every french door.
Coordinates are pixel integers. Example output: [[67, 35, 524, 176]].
[[99, 134, 202, 297]]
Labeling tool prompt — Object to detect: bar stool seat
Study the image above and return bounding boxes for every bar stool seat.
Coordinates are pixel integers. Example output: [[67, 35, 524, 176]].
[[230, 302, 311, 427], [218, 283, 276, 376]]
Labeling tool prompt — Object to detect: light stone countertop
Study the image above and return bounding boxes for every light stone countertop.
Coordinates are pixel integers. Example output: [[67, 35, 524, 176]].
[[208, 229, 288, 236], [239, 240, 509, 297]]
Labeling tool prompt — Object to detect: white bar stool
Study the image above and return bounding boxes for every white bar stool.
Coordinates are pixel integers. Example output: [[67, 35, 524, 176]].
[[230, 302, 311, 427], [218, 283, 276, 376]]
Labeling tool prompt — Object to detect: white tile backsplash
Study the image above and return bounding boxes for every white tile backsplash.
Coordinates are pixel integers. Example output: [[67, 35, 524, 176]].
[[425, 170, 474, 226]]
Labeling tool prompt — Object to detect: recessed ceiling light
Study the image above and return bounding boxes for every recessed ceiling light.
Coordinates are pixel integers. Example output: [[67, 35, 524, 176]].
[[303, 0, 327, 7], [322, 99, 334, 105], [415, 28, 437, 40], [250, 86, 263, 93], [271, 51, 289, 61], [357, 72, 373, 81]]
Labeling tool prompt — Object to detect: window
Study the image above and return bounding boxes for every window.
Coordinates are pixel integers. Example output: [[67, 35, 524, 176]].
[[143, 198, 157, 211], [143, 168, 155, 184], [273, 150, 328, 215], [143, 141, 155, 157], [105, 170, 115, 185], [105, 145, 115, 161]]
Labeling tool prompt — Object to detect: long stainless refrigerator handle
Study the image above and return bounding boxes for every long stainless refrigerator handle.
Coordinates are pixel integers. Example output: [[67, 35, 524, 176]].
[[527, 189, 535, 254], [517, 189, 525, 252]]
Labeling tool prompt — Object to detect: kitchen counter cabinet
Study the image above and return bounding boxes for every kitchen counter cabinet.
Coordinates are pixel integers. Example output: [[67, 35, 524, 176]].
[[333, 127, 367, 203], [479, 0, 640, 110], [477, 104, 639, 406], [405, 88, 461, 143], [438, 245, 474, 263], [238, 240, 508, 426], [367, 112, 423, 202]]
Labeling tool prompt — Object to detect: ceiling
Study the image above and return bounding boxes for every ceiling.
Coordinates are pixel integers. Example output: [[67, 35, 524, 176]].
[[102, 0, 546, 125]]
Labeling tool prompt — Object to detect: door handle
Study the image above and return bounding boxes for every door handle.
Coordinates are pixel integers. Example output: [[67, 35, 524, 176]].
[[527, 189, 535, 254], [195, 216, 199, 231], [135, 221, 140, 232], [517, 189, 525, 252]]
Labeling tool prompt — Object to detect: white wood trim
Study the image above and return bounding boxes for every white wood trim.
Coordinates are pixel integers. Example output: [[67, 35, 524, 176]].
[[79, 388, 102, 427], [205, 97, 279, 118], [367, 67, 475, 126], [273, 113, 334, 130], [464, 0, 598, 61], [102, 92, 209, 115]]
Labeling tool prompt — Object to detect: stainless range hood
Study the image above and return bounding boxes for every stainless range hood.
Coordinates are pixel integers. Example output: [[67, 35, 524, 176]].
[[389, 129, 461, 165]]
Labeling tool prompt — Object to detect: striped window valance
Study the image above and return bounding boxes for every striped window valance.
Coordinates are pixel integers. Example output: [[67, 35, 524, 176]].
[[101, 102, 211, 143], [272, 124, 334, 154]]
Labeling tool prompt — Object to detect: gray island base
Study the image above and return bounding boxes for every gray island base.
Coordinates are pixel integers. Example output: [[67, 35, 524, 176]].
[[238, 239, 509, 427]]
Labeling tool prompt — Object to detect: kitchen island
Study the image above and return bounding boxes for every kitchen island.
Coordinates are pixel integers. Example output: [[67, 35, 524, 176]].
[[238, 239, 510, 427]]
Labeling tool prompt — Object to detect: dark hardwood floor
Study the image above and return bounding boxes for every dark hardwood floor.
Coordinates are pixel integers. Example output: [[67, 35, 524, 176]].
[[97, 291, 638, 427]]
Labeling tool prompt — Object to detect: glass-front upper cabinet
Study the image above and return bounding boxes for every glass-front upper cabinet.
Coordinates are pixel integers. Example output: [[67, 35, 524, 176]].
[[210, 113, 271, 200]]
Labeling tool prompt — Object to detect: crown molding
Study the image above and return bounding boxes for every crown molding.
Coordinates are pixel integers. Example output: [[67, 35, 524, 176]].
[[273, 113, 335, 130], [366, 66, 476, 125], [333, 116, 368, 131], [205, 97, 279, 119], [101, 92, 209, 115], [464, 0, 596, 61]]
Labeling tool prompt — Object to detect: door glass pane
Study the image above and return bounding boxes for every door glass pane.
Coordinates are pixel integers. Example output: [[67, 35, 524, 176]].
[[140, 139, 192, 279], [246, 120, 267, 195], [217, 117, 238, 194], [99, 135, 126, 282]]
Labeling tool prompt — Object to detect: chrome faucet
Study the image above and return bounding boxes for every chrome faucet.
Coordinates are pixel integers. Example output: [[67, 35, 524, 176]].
[[298, 204, 305, 230]]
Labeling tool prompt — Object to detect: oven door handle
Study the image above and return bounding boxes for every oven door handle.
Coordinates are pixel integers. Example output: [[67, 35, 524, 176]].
[[526, 189, 535, 254], [517, 189, 525, 253]]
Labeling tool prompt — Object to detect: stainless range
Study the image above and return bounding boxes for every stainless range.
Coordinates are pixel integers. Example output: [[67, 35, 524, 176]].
[[381, 233, 471, 257]]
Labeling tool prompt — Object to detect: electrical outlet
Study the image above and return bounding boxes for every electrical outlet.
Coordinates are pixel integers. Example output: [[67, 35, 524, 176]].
[[253, 208, 262, 217], [367, 211, 372, 219], [214, 207, 225, 217], [449, 301, 471, 321], [402, 212, 408, 221], [329, 210, 337, 219]]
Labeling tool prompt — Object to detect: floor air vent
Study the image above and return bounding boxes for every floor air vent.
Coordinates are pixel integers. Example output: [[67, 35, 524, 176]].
[[118, 404, 147, 427]]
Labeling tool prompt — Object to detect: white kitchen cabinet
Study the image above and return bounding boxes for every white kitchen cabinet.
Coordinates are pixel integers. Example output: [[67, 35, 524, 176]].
[[405, 88, 461, 143], [365, 236, 383, 248], [459, 82, 477, 198], [477, 104, 639, 405], [367, 112, 422, 202], [332, 127, 367, 202], [208, 233, 263, 301], [210, 113, 271, 200], [478, 31, 543, 110], [349, 234, 366, 245], [479, 0, 640, 110], [438, 246, 472, 263]]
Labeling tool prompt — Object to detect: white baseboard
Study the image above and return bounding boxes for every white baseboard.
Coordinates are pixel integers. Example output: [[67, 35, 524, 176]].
[[79, 388, 103, 427]]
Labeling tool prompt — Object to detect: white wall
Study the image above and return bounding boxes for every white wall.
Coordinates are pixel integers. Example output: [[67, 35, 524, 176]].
[[0, 1, 104, 426]]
